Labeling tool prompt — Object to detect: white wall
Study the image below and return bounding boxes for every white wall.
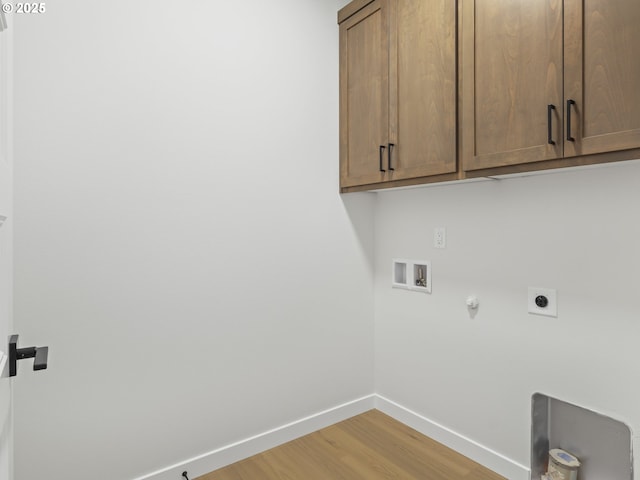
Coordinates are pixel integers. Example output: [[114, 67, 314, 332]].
[[15, 0, 640, 477], [374, 161, 640, 471], [12, 1, 374, 479]]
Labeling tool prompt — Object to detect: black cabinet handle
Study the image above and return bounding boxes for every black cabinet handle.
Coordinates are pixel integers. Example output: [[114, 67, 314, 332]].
[[566, 99, 576, 142], [379, 145, 386, 172], [388, 143, 395, 171], [547, 104, 556, 145]]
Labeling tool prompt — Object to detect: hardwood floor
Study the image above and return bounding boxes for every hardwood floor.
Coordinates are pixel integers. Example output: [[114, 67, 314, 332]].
[[197, 409, 506, 480]]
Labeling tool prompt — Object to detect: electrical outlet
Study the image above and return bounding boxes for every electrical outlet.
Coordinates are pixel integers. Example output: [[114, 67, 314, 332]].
[[528, 287, 557, 317], [434, 227, 446, 249]]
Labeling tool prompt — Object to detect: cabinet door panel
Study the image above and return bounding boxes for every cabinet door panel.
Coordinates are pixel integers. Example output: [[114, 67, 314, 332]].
[[564, 0, 640, 157], [340, 0, 389, 188], [461, 0, 563, 171], [388, 0, 456, 179]]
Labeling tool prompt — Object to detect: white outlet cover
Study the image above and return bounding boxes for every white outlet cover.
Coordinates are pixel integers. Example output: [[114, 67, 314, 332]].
[[528, 287, 557, 317], [434, 227, 446, 249]]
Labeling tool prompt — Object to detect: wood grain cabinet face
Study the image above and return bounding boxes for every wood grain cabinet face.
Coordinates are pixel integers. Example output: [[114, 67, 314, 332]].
[[564, 0, 640, 158], [461, 0, 640, 173], [339, 0, 389, 188], [339, 0, 457, 190], [460, 0, 563, 171], [389, 0, 457, 181]]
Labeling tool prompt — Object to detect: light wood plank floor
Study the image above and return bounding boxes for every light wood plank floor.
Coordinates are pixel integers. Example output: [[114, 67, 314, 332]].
[[197, 409, 506, 480]]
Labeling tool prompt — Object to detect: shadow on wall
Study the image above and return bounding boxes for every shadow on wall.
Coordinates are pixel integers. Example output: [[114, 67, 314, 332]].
[[341, 192, 376, 271]]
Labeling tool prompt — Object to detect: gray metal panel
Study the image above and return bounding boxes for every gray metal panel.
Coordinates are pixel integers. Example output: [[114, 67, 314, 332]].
[[532, 394, 633, 480], [531, 393, 551, 478]]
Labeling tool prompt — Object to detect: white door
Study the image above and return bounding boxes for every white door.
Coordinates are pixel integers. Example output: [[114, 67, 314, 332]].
[[0, 7, 13, 480]]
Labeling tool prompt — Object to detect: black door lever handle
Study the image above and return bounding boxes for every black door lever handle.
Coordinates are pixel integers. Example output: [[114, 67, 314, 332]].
[[34, 346, 49, 371], [9, 334, 49, 377]]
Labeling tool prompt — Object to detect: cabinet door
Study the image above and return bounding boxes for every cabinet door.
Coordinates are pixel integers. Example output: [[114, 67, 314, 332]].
[[387, 0, 457, 180], [339, 0, 389, 189], [460, 0, 563, 171], [564, 0, 640, 157]]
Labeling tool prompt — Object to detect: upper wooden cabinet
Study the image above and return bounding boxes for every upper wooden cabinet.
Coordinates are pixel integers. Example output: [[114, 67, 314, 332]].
[[339, 0, 640, 191], [564, 0, 640, 158], [459, 0, 563, 170], [461, 0, 640, 172], [339, 0, 457, 191], [339, 0, 389, 189]]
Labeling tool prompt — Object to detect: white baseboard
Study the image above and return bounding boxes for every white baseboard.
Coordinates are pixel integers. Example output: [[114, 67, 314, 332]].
[[133, 393, 530, 480], [132, 394, 376, 480], [374, 395, 530, 480]]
